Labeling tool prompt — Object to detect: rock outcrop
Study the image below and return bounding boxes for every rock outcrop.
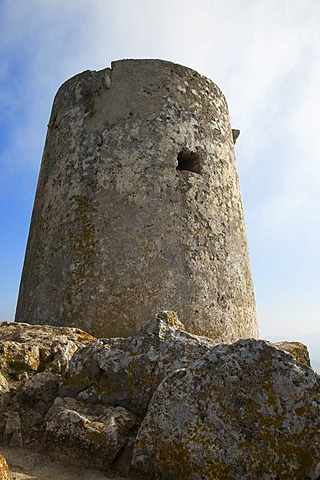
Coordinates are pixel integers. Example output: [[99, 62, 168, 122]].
[[0, 452, 11, 479], [0, 322, 95, 378], [62, 311, 217, 417], [132, 339, 320, 479], [273, 340, 311, 367], [0, 322, 95, 450], [1, 314, 319, 479], [44, 397, 139, 470]]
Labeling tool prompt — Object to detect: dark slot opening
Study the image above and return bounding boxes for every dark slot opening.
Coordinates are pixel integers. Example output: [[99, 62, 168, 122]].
[[176, 150, 202, 174]]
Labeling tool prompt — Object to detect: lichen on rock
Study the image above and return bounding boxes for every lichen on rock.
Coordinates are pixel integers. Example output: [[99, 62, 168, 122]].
[[0, 321, 95, 450], [44, 396, 140, 469], [1, 313, 319, 479], [273, 340, 311, 367], [132, 338, 320, 479], [0, 321, 95, 379], [62, 311, 217, 417]]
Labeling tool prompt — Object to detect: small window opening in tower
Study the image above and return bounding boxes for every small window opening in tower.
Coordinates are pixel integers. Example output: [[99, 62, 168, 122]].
[[176, 150, 202, 174]]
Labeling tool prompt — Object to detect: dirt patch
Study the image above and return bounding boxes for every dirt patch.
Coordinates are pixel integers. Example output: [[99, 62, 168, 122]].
[[1, 446, 137, 480]]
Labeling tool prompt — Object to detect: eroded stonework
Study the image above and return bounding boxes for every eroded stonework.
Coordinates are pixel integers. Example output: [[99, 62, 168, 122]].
[[15, 59, 257, 340]]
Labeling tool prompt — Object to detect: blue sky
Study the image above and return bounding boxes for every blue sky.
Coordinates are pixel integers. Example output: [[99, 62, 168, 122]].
[[1, 1, 320, 348]]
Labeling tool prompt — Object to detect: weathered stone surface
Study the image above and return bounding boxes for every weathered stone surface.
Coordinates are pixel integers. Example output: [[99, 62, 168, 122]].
[[44, 396, 140, 469], [1, 315, 318, 478], [0, 322, 95, 449], [15, 59, 258, 342], [0, 372, 9, 409], [0, 322, 95, 377], [62, 311, 217, 416], [19, 372, 60, 409], [273, 340, 311, 367], [132, 339, 320, 479], [3, 411, 23, 447], [0, 453, 11, 480], [0, 372, 9, 393]]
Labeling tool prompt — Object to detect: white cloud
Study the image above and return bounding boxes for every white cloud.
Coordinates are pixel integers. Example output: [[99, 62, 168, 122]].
[[1, 0, 320, 338]]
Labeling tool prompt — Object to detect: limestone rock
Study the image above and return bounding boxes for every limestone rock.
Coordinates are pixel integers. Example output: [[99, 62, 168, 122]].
[[0, 323, 95, 449], [0, 322, 95, 378], [44, 396, 140, 469], [3, 411, 23, 447], [19, 372, 60, 410], [0, 372, 9, 409], [1, 314, 318, 478], [0, 340, 40, 377], [132, 339, 320, 479], [62, 312, 217, 416], [273, 340, 311, 367], [0, 453, 11, 480], [0, 372, 9, 393]]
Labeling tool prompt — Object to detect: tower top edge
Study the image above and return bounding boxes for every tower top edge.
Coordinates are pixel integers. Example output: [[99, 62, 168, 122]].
[[55, 58, 226, 105]]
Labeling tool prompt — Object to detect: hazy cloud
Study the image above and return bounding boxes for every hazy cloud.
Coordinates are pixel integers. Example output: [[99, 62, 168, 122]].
[[1, 0, 320, 338]]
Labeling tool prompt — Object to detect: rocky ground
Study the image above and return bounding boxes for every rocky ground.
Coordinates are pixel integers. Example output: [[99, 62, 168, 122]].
[[1, 446, 118, 480], [0, 312, 319, 479]]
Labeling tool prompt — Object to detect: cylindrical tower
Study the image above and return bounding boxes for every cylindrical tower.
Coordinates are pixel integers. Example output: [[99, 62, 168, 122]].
[[15, 59, 258, 341]]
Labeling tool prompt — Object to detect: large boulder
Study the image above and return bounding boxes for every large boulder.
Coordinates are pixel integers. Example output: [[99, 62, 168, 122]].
[[62, 312, 217, 416], [132, 339, 320, 479], [44, 396, 140, 469]]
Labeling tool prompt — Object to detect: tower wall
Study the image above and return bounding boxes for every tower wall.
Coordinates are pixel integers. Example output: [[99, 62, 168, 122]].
[[15, 59, 258, 341]]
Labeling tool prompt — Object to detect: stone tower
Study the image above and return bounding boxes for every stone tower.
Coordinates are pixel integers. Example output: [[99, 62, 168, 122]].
[[15, 59, 258, 341]]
